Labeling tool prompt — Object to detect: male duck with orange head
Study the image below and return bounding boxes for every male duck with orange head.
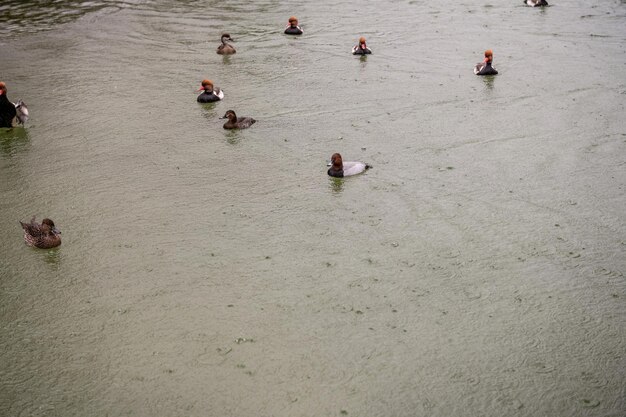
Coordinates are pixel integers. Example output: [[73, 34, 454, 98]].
[[352, 37, 372, 55], [284, 16, 303, 35], [197, 79, 224, 103], [474, 49, 498, 75]]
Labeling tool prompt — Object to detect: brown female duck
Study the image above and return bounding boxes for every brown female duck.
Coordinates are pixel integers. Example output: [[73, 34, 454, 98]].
[[217, 33, 236, 55], [19, 217, 61, 249], [220, 110, 256, 129]]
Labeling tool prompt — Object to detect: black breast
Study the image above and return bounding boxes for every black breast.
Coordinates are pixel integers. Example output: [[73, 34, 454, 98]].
[[327, 167, 344, 178], [197, 92, 220, 103]]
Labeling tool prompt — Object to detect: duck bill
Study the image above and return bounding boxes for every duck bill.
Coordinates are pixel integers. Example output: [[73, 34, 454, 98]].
[[53, 228, 61, 235]]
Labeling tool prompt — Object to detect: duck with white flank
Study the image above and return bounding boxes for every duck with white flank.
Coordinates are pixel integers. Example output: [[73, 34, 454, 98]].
[[352, 37, 372, 55], [220, 110, 256, 129], [474, 49, 498, 76], [327, 153, 371, 178], [524, 0, 548, 6], [217, 33, 236, 55], [197, 79, 224, 103], [0, 82, 29, 127], [284, 16, 303, 35]]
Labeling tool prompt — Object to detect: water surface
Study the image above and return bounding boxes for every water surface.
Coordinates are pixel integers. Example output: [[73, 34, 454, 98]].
[[1, 1, 625, 416]]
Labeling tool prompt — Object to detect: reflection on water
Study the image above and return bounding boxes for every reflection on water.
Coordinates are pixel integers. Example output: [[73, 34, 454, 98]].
[[482, 75, 495, 92], [0, 0, 131, 36], [328, 177, 344, 193], [0, 127, 30, 156], [43, 248, 62, 270], [224, 129, 242, 144], [1, 0, 625, 416]]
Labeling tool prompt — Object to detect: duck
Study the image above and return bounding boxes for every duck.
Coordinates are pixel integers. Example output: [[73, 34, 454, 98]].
[[352, 37, 372, 55], [217, 33, 236, 55], [284, 16, 303, 35], [474, 49, 498, 75], [197, 79, 224, 103], [19, 216, 61, 249], [327, 153, 371, 178], [0, 81, 17, 128], [524, 0, 548, 6], [220, 110, 256, 129]]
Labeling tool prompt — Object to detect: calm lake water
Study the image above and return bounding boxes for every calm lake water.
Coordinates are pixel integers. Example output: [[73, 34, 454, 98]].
[[1, 1, 625, 416]]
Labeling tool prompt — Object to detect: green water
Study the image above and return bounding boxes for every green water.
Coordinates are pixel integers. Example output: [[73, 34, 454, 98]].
[[1, 1, 625, 416]]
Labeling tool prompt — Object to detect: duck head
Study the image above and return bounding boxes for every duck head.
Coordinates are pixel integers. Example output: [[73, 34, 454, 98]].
[[198, 79, 214, 92], [484, 49, 493, 63], [220, 110, 237, 122], [359, 37, 367, 48], [288, 16, 299, 27], [0, 81, 6, 96], [221, 33, 234, 43], [331, 153, 343, 170], [327, 153, 344, 177], [42, 218, 61, 235]]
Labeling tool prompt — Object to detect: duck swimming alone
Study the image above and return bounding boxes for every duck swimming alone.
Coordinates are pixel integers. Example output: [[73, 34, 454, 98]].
[[197, 79, 224, 103], [284, 16, 303, 35], [327, 153, 371, 178], [524, 0, 548, 6], [20, 216, 61, 249], [217, 33, 236, 55], [220, 110, 256, 129], [474, 49, 498, 76], [352, 37, 372, 55]]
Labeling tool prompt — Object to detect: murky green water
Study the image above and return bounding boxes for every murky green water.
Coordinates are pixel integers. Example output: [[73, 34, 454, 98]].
[[1, 1, 625, 416]]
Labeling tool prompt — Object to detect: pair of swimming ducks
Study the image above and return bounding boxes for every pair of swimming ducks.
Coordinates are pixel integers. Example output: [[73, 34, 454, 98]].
[[18, 153, 369, 249], [196, 79, 255, 129], [214, 16, 303, 55]]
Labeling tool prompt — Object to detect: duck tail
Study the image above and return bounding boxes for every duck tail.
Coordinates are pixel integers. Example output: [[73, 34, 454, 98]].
[[365, 163, 373, 170]]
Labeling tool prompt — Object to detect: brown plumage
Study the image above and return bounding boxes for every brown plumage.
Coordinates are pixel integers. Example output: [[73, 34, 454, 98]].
[[220, 110, 256, 129], [19, 216, 61, 249], [217, 33, 236, 55]]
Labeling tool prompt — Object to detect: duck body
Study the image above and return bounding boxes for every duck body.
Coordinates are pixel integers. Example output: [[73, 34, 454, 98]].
[[20, 217, 61, 249], [352, 37, 372, 55], [221, 110, 256, 129], [327, 153, 371, 178], [284, 17, 303, 35], [197, 88, 224, 103], [474, 61, 498, 75], [524, 0, 548, 6], [217, 34, 236, 55], [352, 45, 372, 55], [284, 26, 303, 35], [0, 92, 17, 128]]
